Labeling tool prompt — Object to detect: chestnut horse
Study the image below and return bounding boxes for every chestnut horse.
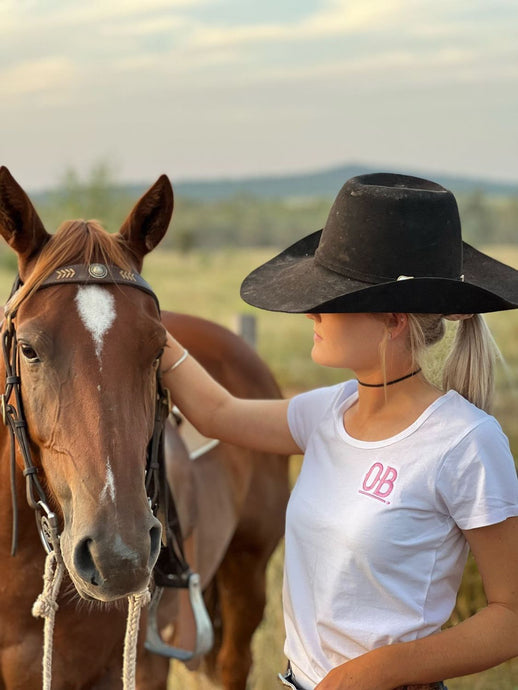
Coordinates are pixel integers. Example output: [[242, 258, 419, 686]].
[[0, 167, 289, 690]]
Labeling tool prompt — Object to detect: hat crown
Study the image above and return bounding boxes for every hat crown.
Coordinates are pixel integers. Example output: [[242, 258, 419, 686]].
[[315, 173, 462, 283]]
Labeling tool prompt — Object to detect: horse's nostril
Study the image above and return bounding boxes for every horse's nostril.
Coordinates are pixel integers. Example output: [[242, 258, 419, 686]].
[[72, 522, 161, 596], [74, 537, 101, 586], [149, 522, 162, 569]]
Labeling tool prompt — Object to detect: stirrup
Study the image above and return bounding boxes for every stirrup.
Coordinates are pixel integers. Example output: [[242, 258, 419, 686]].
[[144, 573, 214, 661]]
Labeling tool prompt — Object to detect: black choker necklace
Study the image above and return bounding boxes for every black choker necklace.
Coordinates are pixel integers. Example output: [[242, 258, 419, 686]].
[[357, 368, 422, 388]]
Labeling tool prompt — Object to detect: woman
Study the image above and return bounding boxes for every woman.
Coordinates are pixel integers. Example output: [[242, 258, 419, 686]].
[[160, 173, 518, 690]]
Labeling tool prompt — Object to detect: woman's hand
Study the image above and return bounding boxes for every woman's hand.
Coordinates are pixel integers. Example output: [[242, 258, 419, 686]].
[[315, 664, 362, 690], [315, 651, 393, 690]]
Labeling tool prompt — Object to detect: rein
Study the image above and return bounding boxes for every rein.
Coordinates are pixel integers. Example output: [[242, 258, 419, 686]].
[[1, 310, 59, 556], [1, 262, 204, 687]]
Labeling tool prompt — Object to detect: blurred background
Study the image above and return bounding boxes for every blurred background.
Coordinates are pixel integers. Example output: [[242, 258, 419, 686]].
[[1, 0, 518, 688]]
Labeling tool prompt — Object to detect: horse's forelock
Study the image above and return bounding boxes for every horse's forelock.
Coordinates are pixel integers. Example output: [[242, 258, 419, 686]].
[[52, 219, 132, 269], [5, 220, 133, 315]]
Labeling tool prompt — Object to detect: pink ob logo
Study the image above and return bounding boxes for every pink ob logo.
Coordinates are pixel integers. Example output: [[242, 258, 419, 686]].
[[359, 462, 398, 504]]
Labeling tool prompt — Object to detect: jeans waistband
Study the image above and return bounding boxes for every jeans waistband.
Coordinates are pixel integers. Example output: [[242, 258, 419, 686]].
[[278, 664, 446, 690], [277, 664, 307, 689]]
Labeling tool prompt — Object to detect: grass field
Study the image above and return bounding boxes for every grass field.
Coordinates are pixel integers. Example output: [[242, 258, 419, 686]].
[[1, 245, 518, 689]]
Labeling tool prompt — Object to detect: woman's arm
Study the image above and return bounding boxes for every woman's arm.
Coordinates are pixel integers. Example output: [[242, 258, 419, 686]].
[[316, 516, 518, 690], [161, 332, 301, 456]]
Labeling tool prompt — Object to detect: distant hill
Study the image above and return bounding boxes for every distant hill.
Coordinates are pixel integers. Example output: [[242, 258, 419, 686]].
[[161, 164, 518, 201], [30, 162, 518, 205], [23, 161, 518, 249]]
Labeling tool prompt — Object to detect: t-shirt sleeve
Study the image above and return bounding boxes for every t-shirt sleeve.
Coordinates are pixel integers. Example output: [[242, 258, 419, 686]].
[[287, 382, 347, 452], [437, 417, 518, 530]]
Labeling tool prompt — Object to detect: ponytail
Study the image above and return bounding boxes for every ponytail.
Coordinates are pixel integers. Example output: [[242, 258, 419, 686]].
[[442, 314, 499, 413], [406, 313, 500, 413]]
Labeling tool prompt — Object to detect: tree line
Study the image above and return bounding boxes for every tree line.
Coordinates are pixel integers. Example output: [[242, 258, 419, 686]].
[[16, 163, 518, 256]]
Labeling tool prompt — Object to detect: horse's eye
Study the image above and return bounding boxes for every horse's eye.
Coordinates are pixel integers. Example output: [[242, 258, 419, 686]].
[[20, 344, 39, 362]]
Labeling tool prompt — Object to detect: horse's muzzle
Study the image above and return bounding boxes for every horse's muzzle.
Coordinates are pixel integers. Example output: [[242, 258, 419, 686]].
[[70, 517, 162, 601]]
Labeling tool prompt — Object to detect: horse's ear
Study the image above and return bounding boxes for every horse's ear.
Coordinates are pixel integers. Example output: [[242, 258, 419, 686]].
[[118, 175, 174, 271], [0, 166, 51, 277]]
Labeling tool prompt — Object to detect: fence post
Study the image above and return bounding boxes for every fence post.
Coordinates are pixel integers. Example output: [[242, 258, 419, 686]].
[[234, 314, 257, 349]]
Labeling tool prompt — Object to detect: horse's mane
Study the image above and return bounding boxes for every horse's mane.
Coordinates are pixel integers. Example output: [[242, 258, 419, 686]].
[[6, 220, 133, 314]]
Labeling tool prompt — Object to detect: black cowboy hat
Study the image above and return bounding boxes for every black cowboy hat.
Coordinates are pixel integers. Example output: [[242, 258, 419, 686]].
[[240, 172, 518, 314]]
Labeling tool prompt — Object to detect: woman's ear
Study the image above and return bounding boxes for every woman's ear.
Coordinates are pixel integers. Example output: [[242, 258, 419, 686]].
[[386, 313, 408, 340]]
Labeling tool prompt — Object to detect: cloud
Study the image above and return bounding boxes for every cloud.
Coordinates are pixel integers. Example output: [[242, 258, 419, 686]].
[[1, 0, 517, 188], [0, 0, 203, 67], [21, 0, 205, 25], [1, 0, 517, 86], [308, 0, 413, 32], [0, 57, 76, 98], [157, 0, 518, 93], [99, 15, 187, 37]]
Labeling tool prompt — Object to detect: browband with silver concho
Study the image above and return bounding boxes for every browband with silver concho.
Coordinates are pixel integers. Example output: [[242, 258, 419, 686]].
[[38, 263, 159, 307]]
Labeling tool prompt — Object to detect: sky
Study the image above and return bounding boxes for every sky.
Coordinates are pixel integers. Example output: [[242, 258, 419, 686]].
[[0, 0, 517, 191]]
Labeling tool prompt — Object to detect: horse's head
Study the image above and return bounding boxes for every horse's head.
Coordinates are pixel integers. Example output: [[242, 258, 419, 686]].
[[0, 166, 174, 602]]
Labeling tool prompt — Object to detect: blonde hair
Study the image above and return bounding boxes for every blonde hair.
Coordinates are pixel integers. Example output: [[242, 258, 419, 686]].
[[407, 313, 499, 412]]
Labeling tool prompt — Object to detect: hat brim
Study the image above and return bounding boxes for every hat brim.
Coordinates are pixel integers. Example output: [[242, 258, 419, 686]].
[[240, 230, 518, 314]]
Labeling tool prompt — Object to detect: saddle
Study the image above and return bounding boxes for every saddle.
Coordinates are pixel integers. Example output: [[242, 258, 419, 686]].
[[173, 406, 219, 461]]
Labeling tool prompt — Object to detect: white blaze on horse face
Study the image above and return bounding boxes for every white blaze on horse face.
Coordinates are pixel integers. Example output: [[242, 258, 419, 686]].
[[100, 457, 116, 504], [75, 286, 117, 506], [75, 285, 116, 363]]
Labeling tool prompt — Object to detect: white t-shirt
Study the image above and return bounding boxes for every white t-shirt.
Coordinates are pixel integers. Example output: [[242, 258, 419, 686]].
[[285, 380, 518, 689]]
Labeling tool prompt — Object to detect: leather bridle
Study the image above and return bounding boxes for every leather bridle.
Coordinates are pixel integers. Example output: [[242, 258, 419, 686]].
[[1, 262, 191, 588]]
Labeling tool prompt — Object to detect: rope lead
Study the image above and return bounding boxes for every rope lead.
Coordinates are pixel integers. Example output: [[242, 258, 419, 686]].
[[123, 589, 152, 690], [32, 551, 151, 690], [32, 550, 65, 690]]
